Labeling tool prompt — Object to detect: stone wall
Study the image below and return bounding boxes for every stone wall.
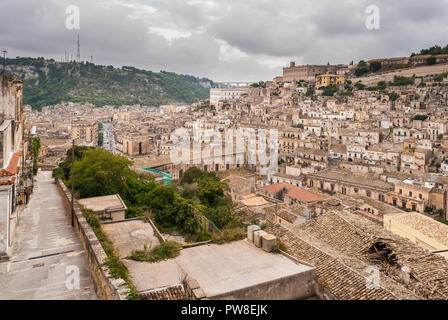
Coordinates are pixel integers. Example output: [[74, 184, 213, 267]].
[[55, 179, 128, 300]]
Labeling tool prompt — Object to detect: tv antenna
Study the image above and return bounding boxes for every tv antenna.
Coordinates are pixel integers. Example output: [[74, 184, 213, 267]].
[[76, 34, 81, 64]]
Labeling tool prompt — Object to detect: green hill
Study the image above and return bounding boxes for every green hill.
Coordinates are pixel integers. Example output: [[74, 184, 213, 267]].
[[3, 57, 216, 110]]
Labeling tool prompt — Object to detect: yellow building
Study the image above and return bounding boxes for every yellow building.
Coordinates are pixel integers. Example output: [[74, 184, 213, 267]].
[[316, 74, 345, 88]]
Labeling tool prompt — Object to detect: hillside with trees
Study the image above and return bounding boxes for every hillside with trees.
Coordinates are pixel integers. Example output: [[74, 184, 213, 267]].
[[3, 57, 216, 110]]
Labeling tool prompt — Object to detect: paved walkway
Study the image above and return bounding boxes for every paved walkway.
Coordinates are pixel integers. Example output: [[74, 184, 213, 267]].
[[0, 171, 97, 300]]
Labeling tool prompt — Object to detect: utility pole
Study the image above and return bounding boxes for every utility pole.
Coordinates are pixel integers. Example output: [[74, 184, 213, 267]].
[[71, 136, 75, 227], [1, 49, 7, 92]]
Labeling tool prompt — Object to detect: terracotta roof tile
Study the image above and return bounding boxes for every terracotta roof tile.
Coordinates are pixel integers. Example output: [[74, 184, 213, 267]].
[[262, 183, 328, 203]]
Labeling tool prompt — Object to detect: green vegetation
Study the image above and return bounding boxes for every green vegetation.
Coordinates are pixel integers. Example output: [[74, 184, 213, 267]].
[[321, 85, 338, 96], [354, 67, 369, 77], [437, 133, 444, 140], [411, 44, 448, 56], [273, 239, 288, 253], [54, 147, 157, 218], [369, 61, 382, 73], [211, 227, 246, 244], [427, 56, 437, 65], [55, 150, 243, 243], [98, 132, 104, 147], [250, 81, 266, 88], [4, 57, 215, 110], [388, 91, 400, 102], [389, 76, 413, 86], [195, 100, 216, 112], [82, 209, 138, 299], [147, 185, 199, 235], [128, 241, 182, 263], [30, 137, 41, 175], [354, 61, 369, 77], [412, 114, 428, 121], [358, 60, 367, 67], [376, 81, 387, 91], [305, 87, 315, 97], [355, 82, 366, 90]]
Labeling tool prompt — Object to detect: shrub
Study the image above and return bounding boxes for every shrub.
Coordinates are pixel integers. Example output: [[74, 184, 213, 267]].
[[273, 239, 288, 253], [211, 227, 246, 244], [129, 241, 182, 263]]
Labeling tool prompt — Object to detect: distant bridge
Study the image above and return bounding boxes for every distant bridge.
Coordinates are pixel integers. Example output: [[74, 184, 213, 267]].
[[214, 81, 254, 88]]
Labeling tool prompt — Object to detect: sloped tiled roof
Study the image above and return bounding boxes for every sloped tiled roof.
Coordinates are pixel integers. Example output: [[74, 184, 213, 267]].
[[262, 183, 328, 203], [139, 285, 188, 300]]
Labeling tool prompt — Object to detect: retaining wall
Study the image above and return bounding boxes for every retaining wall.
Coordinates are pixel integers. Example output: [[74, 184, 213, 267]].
[[55, 179, 128, 300]]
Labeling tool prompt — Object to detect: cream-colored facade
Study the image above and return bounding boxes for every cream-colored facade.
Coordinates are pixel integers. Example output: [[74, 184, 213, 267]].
[[71, 120, 98, 145]]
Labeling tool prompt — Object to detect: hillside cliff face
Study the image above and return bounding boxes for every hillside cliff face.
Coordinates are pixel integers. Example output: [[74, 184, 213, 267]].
[[4, 57, 215, 110]]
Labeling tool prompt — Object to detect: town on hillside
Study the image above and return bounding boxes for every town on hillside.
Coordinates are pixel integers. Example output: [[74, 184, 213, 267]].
[[2, 0, 448, 308]]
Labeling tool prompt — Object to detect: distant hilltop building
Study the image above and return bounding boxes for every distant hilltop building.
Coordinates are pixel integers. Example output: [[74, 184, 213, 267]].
[[210, 88, 249, 105], [282, 62, 348, 82]]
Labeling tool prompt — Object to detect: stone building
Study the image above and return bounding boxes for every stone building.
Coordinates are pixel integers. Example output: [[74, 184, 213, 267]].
[[0, 73, 30, 261], [120, 134, 151, 157], [71, 120, 98, 146]]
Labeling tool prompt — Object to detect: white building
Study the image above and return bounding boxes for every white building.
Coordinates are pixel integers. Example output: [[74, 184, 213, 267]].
[[210, 88, 248, 105]]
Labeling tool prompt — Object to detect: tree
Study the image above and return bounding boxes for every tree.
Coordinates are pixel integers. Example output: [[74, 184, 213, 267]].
[[31, 137, 41, 175], [427, 56, 437, 65], [70, 148, 134, 198], [355, 82, 366, 90], [305, 87, 315, 97], [181, 167, 217, 185], [358, 60, 367, 67], [354, 67, 369, 77], [196, 176, 228, 206], [388, 91, 399, 102], [370, 61, 382, 72], [412, 114, 428, 121], [377, 81, 387, 91]]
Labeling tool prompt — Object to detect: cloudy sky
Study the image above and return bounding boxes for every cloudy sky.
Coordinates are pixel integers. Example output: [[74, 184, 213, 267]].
[[1, 0, 447, 82]]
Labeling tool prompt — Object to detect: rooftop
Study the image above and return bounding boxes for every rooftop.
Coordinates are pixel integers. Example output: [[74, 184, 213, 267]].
[[262, 183, 328, 203], [125, 240, 315, 299], [77, 194, 127, 213]]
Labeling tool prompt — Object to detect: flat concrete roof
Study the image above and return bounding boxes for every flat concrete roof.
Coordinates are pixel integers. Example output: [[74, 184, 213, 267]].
[[77, 194, 127, 212], [125, 239, 314, 298], [102, 219, 160, 259]]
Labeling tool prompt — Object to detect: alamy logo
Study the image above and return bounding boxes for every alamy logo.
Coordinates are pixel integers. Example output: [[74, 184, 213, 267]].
[[365, 5, 380, 30], [170, 121, 279, 176], [365, 265, 380, 289], [65, 5, 80, 30], [65, 265, 80, 290]]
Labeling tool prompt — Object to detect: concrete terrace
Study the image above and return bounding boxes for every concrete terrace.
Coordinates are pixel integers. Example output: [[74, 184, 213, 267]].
[[0, 171, 97, 300]]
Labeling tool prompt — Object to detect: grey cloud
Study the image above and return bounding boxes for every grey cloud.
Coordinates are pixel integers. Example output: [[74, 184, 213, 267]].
[[0, 0, 447, 81]]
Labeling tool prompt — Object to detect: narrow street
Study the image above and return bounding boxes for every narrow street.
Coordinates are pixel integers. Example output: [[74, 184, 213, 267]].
[[0, 171, 97, 300]]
